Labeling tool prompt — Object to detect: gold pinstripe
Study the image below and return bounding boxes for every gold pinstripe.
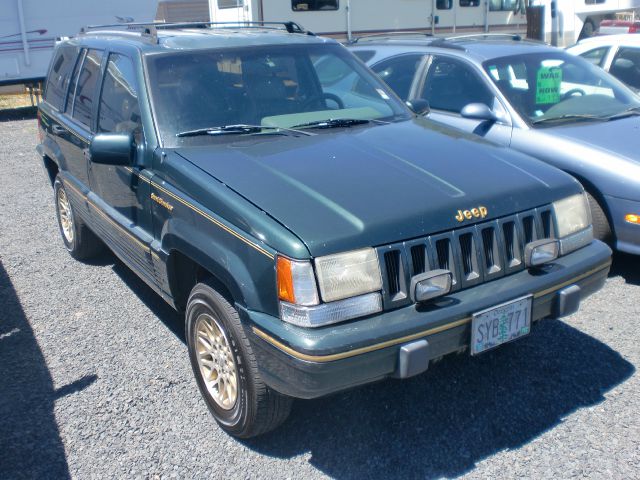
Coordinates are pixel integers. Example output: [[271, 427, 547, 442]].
[[533, 262, 611, 298], [252, 316, 473, 363], [87, 201, 150, 252], [253, 260, 612, 363], [124, 167, 274, 259]]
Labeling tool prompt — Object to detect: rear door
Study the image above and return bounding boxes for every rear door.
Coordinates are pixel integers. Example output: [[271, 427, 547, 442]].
[[415, 55, 513, 146], [608, 46, 640, 91]]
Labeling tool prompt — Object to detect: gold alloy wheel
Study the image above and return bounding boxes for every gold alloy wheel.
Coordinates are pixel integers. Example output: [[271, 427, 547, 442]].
[[195, 313, 238, 410], [57, 187, 74, 243]]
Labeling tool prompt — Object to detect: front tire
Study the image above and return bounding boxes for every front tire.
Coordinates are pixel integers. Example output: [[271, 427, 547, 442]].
[[53, 176, 103, 260], [586, 191, 612, 243], [186, 280, 292, 438]]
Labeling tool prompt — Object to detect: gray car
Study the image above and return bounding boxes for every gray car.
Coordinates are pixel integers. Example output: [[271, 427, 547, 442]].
[[348, 35, 640, 255]]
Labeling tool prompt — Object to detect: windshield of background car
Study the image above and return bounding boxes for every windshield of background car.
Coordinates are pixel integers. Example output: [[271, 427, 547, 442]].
[[145, 43, 411, 146], [483, 51, 640, 126]]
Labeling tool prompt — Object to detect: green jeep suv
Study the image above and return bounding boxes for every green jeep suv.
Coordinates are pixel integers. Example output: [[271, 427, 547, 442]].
[[36, 22, 611, 438]]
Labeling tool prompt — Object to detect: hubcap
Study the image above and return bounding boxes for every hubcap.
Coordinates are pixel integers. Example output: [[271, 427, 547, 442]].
[[195, 313, 238, 410], [57, 187, 74, 243]]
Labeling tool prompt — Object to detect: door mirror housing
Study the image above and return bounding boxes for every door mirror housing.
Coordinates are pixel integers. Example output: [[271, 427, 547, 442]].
[[90, 132, 134, 166], [460, 103, 498, 122], [406, 98, 430, 116]]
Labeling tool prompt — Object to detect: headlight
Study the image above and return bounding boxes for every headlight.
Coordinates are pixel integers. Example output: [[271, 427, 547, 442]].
[[276, 249, 383, 328], [553, 193, 593, 254], [315, 248, 383, 302], [553, 193, 591, 237]]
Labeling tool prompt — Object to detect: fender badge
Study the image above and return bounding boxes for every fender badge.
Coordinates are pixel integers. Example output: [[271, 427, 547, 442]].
[[455, 206, 488, 222], [151, 193, 174, 212]]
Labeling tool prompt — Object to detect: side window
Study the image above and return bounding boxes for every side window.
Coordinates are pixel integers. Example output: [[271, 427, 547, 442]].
[[422, 57, 494, 113], [70, 49, 103, 128], [218, 0, 244, 7], [579, 47, 609, 67], [460, 0, 480, 6], [610, 47, 640, 90], [490, 0, 517, 10], [292, 0, 338, 11], [98, 54, 143, 142], [44, 46, 79, 111], [437, 0, 452, 9], [371, 54, 424, 101]]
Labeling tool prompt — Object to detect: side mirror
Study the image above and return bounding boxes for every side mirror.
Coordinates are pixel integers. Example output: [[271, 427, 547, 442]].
[[460, 103, 498, 122], [90, 132, 134, 166], [406, 98, 430, 116]]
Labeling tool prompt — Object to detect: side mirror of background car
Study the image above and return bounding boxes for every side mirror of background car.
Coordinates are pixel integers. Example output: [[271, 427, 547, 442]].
[[406, 99, 430, 116], [460, 103, 499, 122], [89, 132, 135, 166]]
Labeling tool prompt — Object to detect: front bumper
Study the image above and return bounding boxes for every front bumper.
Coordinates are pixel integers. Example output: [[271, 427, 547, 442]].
[[241, 240, 611, 399], [605, 194, 640, 255]]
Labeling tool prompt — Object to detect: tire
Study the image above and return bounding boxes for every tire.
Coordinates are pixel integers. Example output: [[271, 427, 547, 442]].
[[586, 191, 612, 243], [53, 176, 103, 260], [186, 280, 293, 438]]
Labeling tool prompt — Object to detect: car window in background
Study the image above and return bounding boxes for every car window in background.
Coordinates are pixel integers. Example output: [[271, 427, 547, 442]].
[[484, 51, 640, 125], [146, 44, 410, 146], [422, 56, 494, 113], [70, 49, 103, 128], [98, 54, 143, 142], [371, 54, 424, 100], [578, 46, 610, 67], [609, 47, 640, 90], [44, 46, 79, 111]]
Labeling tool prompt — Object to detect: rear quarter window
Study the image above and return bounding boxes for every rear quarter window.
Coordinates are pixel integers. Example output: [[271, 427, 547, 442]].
[[44, 45, 79, 111]]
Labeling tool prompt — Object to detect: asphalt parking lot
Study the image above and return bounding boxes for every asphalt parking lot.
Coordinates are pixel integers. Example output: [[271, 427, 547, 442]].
[[1, 111, 639, 479]]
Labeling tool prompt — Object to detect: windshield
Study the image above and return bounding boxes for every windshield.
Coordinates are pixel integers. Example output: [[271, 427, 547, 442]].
[[146, 44, 411, 146], [483, 51, 640, 126]]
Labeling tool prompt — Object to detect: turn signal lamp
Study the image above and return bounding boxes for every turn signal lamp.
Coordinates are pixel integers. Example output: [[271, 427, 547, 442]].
[[410, 270, 453, 303], [625, 214, 640, 225], [276, 256, 319, 306]]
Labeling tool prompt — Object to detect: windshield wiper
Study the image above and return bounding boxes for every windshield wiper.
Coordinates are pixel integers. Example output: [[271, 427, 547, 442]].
[[176, 124, 313, 138], [292, 118, 388, 129], [604, 106, 640, 121], [531, 114, 607, 125]]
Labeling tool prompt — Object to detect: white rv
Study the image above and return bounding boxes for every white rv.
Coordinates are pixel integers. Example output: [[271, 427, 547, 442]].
[[0, 0, 157, 89], [209, 0, 640, 45]]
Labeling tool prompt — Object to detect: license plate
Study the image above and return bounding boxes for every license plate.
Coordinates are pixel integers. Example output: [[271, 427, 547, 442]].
[[470, 295, 532, 355]]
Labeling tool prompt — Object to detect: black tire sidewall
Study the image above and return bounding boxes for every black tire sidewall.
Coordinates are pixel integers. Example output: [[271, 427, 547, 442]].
[[53, 177, 77, 254], [186, 287, 253, 434]]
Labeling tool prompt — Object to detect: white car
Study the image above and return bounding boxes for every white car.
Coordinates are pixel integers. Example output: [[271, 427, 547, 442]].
[[567, 34, 640, 91]]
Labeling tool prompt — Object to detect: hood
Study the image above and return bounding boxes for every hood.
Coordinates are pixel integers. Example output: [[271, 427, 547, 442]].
[[543, 116, 640, 164], [176, 119, 579, 257]]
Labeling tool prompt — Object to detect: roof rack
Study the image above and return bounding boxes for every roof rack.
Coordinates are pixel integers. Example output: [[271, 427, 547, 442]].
[[443, 33, 523, 41], [350, 31, 433, 44], [80, 21, 311, 43]]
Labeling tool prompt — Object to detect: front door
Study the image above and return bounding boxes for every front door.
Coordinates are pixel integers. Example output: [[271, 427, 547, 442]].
[[415, 55, 513, 146], [88, 52, 155, 283]]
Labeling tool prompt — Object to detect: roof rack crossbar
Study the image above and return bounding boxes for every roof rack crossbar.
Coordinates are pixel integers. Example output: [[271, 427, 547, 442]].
[[443, 33, 523, 41], [350, 31, 433, 43]]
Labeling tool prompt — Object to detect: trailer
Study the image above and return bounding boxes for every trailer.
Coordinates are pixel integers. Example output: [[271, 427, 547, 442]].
[[208, 0, 640, 45], [0, 0, 156, 88]]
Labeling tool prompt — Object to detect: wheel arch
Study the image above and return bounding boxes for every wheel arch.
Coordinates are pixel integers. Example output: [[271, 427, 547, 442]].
[[564, 170, 616, 236]]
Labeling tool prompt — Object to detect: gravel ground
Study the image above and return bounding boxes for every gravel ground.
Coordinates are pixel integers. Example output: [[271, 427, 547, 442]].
[[0, 115, 638, 479]]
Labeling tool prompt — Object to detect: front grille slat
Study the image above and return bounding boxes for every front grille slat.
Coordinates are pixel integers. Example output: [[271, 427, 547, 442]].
[[384, 250, 400, 297]]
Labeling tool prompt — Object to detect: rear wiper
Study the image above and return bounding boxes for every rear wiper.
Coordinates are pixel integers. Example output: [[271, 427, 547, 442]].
[[176, 124, 313, 137], [604, 106, 640, 121], [531, 114, 606, 125], [292, 118, 387, 129]]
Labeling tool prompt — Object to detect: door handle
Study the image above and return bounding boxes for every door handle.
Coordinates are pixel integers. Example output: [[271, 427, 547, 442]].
[[51, 125, 66, 135]]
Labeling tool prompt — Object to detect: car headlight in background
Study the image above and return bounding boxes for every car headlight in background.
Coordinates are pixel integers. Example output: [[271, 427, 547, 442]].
[[552, 193, 594, 255], [276, 248, 383, 328]]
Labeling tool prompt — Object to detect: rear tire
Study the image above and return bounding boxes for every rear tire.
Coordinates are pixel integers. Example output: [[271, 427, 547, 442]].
[[186, 280, 292, 438], [53, 176, 103, 260], [586, 191, 612, 243]]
